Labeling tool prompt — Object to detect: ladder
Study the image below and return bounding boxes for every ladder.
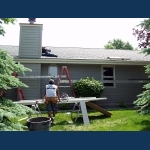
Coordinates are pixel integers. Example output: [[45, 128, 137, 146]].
[[0, 89, 6, 97], [57, 66, 76, 97], [17, 88, 25, 100], [13, 73, 25, 100], [0, 73, 25, 100]]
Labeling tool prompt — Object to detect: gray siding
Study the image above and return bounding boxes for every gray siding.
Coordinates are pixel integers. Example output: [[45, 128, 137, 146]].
[[19, 79, 41, 100], [19, 24, 42, 58], [7, 62, 148, 107], [18, 63, 41, 100], [41, 64, 101, 98], [41, 64, 147, 107], [19, 64, 41, 76], [101, 65, 147, 107], [115, 65, 147, 80], [5, 88, 17, 101]]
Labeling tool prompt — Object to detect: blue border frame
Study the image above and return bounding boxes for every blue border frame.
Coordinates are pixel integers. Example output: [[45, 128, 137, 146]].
[[1, 0, 150, 17], [0, 131, 149, 150], [1, 0, 150, 150]]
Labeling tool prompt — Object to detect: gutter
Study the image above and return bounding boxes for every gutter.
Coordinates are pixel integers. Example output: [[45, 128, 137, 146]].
[[14, 58, 150, 65]]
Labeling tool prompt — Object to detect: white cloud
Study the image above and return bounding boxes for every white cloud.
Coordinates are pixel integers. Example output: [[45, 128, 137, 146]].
[[0, 18, 146, 48]]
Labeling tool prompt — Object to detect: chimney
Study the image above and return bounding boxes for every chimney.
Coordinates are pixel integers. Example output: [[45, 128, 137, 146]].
[[19, 20, 43, 58]]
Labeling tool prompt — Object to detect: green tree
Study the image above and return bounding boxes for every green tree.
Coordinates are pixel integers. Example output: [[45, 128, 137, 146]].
[[0, 50, 32, 130], [0, 18, 16, 36], [0, 18, 32, 97], [123, 42, 134, 50], [0, 49, 31, 94], [133, 18, 150, 54], [0, 18, 34, 131], [133, 18, 150, 114], [104, 39, 134, 50], [133, 65, 150, 114]]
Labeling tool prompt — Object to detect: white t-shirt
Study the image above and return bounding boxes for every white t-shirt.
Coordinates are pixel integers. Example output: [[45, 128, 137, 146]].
[[45, 84, 57, 97]]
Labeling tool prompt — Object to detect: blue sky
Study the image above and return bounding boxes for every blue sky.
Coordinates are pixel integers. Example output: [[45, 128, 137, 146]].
[[0, 18, 146, 49]]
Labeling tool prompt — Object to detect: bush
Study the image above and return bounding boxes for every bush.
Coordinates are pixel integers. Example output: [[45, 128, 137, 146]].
[[38, 104, 46, 111], [72, 77, 104, 98], [0, 97, 35, 131], [58, 103, 70, 110], [118, 100, 128, 108]]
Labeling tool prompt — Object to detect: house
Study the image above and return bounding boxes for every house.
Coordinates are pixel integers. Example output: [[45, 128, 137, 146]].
[[0, 22, 150, 108]]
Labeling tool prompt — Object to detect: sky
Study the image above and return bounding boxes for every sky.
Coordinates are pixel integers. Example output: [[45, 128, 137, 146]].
[[0, 18, 146, 49]]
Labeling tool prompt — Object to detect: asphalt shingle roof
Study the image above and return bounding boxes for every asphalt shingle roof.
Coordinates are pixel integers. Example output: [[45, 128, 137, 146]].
[[1, 45, 150, 61]]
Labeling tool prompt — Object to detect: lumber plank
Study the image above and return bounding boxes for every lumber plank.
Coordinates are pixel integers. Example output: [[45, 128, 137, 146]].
[[86, 102, 112, 117]]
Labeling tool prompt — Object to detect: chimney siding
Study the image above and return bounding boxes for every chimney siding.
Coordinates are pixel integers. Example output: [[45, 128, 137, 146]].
[[19, 23, 43, 58]]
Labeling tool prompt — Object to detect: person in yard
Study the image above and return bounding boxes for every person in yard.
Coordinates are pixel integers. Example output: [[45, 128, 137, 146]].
[[43, 79, 60, 124]]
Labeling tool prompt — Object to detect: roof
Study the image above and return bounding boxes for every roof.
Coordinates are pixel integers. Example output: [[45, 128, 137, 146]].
[[0, 45, 150, 62]]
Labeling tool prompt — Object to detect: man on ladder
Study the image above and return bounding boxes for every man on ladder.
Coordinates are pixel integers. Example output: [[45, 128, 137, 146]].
[[43, 79, 60, 124]]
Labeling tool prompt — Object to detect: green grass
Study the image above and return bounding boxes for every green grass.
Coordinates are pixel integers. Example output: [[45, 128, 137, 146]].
[[20, 109, 150, 131]]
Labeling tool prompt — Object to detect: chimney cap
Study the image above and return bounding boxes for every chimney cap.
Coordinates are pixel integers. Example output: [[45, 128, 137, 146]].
[[19, 23, 43, 26], [28, 18, 36, 24]]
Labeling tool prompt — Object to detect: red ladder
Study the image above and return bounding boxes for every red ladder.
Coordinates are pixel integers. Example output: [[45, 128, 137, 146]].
[[0, 73, 25, 100], [57, 66, 76, 97], [13, 73, 25, 100], [17, 87, 25, 100], [0, 89, 6, 97]]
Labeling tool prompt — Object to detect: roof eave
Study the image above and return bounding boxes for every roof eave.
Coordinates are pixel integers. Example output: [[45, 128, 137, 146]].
[[14, 58, 150, 65]]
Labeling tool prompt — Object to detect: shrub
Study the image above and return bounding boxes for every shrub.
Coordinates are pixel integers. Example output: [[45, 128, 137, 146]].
[[0, 98, 35, 131], [72, 77, 104, 98], [58, 103, 70, 110], [38, 104, 46, 111], [118, 100, 127, 108]]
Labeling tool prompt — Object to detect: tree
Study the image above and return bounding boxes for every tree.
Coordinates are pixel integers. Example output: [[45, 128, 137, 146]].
[[123, 42, 134, 50], [104, 39, 134, 50], [133, 18, 150, 114], [0, 50, 33, 130], [133, 18, 150, 54], [0, 18, 32, 97], [0, 18, 34, 131], [0, 18, 16, 36], [0, 49, 31, 94]]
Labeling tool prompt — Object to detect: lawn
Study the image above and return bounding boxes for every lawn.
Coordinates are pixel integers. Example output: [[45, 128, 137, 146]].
[[23, 109, 150, 131]]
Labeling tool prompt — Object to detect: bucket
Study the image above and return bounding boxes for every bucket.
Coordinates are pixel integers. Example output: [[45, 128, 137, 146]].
[[27, 117, 51, 131]]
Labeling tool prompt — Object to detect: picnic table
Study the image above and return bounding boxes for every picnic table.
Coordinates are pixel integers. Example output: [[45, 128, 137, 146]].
[[14, 97, 112, 125]]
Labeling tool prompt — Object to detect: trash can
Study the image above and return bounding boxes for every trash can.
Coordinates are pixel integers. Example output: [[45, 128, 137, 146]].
[[27, 117, 51, 131]]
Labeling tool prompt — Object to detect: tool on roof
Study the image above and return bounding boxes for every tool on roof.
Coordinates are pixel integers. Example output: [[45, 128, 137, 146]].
[[42, 47, 58, 57]]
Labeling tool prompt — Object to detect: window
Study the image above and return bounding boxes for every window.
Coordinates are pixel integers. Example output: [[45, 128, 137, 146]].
[[101, 66, 115, 87], [48, 65, 58, 77]]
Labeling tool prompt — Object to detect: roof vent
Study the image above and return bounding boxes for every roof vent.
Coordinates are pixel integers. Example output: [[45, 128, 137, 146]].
[[107, 57, 130, 60]]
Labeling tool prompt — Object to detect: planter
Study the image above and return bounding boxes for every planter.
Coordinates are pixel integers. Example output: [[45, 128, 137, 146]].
[[27, 117, 51, 131]]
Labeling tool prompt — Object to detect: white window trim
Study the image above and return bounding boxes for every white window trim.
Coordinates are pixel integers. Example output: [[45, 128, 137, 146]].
[[48, 64, 58, 77], [101, 65, 116, 88]]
